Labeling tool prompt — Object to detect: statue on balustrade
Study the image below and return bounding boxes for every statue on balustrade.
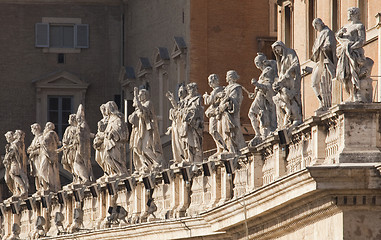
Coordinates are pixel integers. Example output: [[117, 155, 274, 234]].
[[203, 74, 227, 156], [181, 82, 204, 164], [311, 18, 337, 111], [27, 123, 43, 192], [248, 53, 277, 146], [166, 83, 187, 166], [336, 7, 374, 102], [94, 101, 129, 178], [217, 70, 246, 154], [3, 131, 29, 198], [60, 105, 93, 185], [129, 87, 163, 174], [40, 122, 61, 192], [27, 122, 61, 194], [272, 41, 302, 130]]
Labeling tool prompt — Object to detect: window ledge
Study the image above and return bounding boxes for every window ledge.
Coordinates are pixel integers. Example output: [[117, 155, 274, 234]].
[[42, 48, 81, 54]]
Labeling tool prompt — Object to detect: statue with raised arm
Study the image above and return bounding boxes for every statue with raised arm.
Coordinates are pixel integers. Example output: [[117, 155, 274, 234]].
[[203, 74, 227, 156], [129, 87, 163, 174], [98, 101, 129, 177], [336, 7, 374, 102], [272, 41, 302, 130], [311, 18, 337, 110], [248, 53, 277, 146], [218, 70, 246, 154], [166, 83, 187, 166], [39, 122, 61, 192], [27, 123, 43, 192], [3, 131, 29, 198], [181, 82, 204, 164]]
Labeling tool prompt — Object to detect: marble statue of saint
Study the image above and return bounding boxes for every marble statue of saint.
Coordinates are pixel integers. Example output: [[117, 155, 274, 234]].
[[73, 104, 93, 183], [93, 104, 108, 175], [217, 70, 246, 154], [166, 84, 187, 166], [203, 74, 227, 156], [95, 101, 129, 177], [272, 41, 302, 130], [61, 114, 77, 174], [61, 105, 93, 185], [3, 131, 29, 198], [14, 130, 27, 174], [248, 53, 277, 146], [39, 122, 61, 192], [27, 123, 43, 192], [181, 82, 204, 164], [129, 87, 163, 174], [311, 18, 337, 110], [336, 7, 373, 102]]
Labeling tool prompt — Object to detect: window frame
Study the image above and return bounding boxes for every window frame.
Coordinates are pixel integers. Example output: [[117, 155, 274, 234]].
[[35, 17, 89, 53], [47, 95, 74, 138]]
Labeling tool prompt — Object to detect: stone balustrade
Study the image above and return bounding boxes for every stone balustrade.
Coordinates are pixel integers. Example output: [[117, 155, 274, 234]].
[[1, 103, 381, 239]]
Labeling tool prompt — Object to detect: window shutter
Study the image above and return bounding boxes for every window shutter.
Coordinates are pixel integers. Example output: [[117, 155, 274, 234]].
[[35, 23, 49, 47], [75, 24, 89, 48]]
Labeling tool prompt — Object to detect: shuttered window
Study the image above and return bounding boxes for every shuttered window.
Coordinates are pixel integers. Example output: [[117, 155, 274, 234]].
[[35, 23, 49, 47], [35, 23, 89, 49]]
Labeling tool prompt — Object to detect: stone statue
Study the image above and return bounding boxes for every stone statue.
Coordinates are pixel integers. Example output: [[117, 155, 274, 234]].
[[272, 41, 302, 130], [61, 114, 77, 175], [94, 101, 129, 178], [181, 82, 204, 164], [30, 216, 46, 239], [336, 7, 374, 102], [60, 105, 93, 185], [203, 74, 227, 157], [40, 122, 61, 192], [217, 70, 246, 154], [27, 122, 61, 194], [248, 53, 277, 146], [94, 104, 108, 177], [166, 84, 187, 166], [27, 123, 43, 193], [13, 130, 27, 174], [129, 88, 163, 174], [3, 131, 29, 198], [311, 18, 337, 111]]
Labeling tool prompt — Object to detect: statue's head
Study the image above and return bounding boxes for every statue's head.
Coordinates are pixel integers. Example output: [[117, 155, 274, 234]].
[[14, 130, 25, 141], [208, 74, 219, 88], [138, 89, 149, 102], [226, 70, 239, 84], [186, 82, 198, 96], [178, 83, 187, 99], [68, 114, 77, 126], [272, 41, 286, 57], [45, 122, 55, 131], [105, 101, 119, 116], [4, 131, 14, 143], [31, 123, 41, 135], [348, 7, 360, 21], [254, 53, 267, 70], [312, 18, 325, 31], [100, 104, 107, 117]]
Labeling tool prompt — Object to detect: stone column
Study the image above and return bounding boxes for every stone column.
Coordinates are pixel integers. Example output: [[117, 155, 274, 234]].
[[376, 13, 381, 102], [253, 152, 263, 188], [168, 173, 180, 219], [274, 143, 286, 179], [311, 124, 326, 165]]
